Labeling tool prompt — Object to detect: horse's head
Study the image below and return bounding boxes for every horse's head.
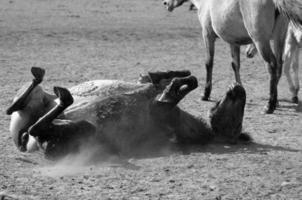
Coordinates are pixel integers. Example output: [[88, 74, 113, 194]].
[[7, 67, 56, 152], [162, 0, 188, 12], [209, 83, 246, 143]]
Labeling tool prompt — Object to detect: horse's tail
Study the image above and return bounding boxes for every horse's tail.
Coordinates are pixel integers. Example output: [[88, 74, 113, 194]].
[[273, 0, 302, 27]]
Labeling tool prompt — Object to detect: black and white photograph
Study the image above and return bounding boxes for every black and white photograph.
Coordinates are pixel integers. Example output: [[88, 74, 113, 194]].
[[1, 0, 302, 199]]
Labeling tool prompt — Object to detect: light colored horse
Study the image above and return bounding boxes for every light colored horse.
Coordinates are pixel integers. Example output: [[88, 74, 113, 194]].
[[245, 23, 302, 103], [162, 0, 302, 113]]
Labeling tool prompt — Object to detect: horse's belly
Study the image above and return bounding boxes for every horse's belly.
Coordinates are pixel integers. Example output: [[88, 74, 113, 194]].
[[210, 0, 251, 45], [63, 79, 156, 124], [62, 92, 168, 153]]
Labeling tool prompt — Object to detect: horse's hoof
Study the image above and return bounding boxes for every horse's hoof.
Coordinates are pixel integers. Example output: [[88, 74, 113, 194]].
[[263, 104, 275, 114], [292, 96, 298, 104], [31, 67, 45, 84], [201, 96, 210, 101], [53, 86, 74, 107]]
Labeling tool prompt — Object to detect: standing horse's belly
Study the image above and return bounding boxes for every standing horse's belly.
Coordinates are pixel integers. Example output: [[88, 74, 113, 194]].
[[210, 0, 251, 45]]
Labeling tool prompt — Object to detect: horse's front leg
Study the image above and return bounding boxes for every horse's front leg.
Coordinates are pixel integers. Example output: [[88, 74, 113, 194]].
[[254, 40, 278, 114], [202, 31, 216, 101], [230, 44, 242, 84], [272, 16, 288, 83], [28, 87, 73, 138], [27, 87, 96, 159]]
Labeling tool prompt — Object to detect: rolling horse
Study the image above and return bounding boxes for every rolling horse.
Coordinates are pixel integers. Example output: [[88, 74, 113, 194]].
[[7, 67, 249, 159]]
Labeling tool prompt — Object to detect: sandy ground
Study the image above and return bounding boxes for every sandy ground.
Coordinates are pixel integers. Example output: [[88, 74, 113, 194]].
[[0, 0, 301, 199]]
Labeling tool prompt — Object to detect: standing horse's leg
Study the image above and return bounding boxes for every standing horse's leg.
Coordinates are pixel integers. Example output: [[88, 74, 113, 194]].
[[272, 16, 288, 83], [253, 40, 278, 114], [230, 44, 242, 84], [291, 46, 300, 103], [283, 37, 299, 103], [202, 32, 216, 101]]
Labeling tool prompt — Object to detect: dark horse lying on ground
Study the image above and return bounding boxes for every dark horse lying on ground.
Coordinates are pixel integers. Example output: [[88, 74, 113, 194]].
[[7, 67, 250, 160]]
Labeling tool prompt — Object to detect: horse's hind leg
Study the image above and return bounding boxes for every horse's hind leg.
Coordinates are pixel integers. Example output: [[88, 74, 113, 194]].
[[230, 44, 242, 84], [156, 76, 198, 106], [147, 70, 191, 85], [150, 76, 198, 123], [138, 70, 191, 86], [291, 47, 300, 103], [283, 36, 299, 103], [254, 40, 278, 113]]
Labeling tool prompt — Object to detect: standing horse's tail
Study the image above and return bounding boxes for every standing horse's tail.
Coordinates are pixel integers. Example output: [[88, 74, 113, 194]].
[[274, 0, 302, 27]]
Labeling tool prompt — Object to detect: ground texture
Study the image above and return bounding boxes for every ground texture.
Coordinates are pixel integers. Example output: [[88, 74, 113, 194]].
[[0, 0, 301, 199]]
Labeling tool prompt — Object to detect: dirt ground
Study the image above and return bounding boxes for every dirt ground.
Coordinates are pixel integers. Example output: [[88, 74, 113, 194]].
[[0, 0, 301, 199]]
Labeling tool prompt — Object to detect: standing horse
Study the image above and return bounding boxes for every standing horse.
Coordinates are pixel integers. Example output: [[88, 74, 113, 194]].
[[162, 0, 302, 113], [246, 23, 302, 103]]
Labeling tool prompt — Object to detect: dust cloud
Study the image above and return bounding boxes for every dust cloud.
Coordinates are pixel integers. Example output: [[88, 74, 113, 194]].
[[34, 132, 175, 177], [35, 140, 121, 177]]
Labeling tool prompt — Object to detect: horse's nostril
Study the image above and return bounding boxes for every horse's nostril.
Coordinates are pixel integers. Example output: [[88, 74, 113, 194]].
[[163, 1, 167, 5]]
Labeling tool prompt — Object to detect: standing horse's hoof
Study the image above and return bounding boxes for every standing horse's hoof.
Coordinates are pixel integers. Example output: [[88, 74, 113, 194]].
[[263, 104, 276, 114], [292, 96, 298, 104], [201, 96, 210, 101], [202, 89, 211, 101]]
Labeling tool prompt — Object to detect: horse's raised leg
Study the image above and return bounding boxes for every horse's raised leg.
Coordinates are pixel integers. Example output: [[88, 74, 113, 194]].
[[28, 87, 74, 137], [153, 76, 213, 144], [202, 33, 216, 101], [147, 70, 191, 84], [230, 44, 242, 84], [156, 76, 198, 106], [254, 40, 278, 114], [151, 75, 198, 128]]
